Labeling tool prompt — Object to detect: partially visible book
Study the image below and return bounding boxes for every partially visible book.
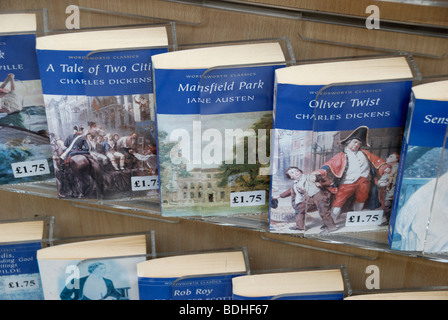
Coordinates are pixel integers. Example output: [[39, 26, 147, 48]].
[[0, 219, 46, 300], [0, 13, 54, 185], [37, 235, 147, 300], [137, 250, 247, 300], [388, 80, 448, 253], [345, 289, 448, 300], [152, 42, 286, 217], [269, 57, 413, 236], [232, 268, 345, 300], [36, 26, 168, 200]]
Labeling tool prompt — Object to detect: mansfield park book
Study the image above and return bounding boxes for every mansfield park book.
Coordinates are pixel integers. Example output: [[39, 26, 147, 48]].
[[269, 56, 414, 236], [152, 42, 286, 217], [36, 26, 168, 200], [0, 13, 54, 186]]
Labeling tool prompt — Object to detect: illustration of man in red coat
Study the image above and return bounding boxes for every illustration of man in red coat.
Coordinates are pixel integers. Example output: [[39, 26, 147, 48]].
[[312, 126, 389, 223]]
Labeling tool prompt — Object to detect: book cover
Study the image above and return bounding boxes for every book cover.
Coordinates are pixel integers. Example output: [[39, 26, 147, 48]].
[[152, 42, 286, 217], [232, 269, 345, 300], [269, 57, 413, 235], [37, 235, 147, 300], [0, 13, 54, 185], [137, 251, 247, 300], [36, 27, 168, 199], [345, 289, 448, 300], [388, 80, 448, 253], [0, 220, 46, 300]]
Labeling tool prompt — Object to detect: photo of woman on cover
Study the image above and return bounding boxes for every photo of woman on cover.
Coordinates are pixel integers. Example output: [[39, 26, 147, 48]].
[[60, 262, 124, 300]]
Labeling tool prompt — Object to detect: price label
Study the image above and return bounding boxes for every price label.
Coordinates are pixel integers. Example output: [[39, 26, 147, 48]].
[[230, 190, 266, 207], [131, 175, 159, 191], [345, 210, 383, 227], [5, 275, 41, 293], [11, 160, 50, 178]]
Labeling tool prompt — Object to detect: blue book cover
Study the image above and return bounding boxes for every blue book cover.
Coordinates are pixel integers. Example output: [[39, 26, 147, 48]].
[[152, 42, 286, 217], [138, 273, 245, 300], [36, 27, 168, 199], [137, 251, 247, 300], [269, 57, 413, 236], [388, 80, 448, 253], [0, 242, 43, 300], [0, 14, 54, 185]]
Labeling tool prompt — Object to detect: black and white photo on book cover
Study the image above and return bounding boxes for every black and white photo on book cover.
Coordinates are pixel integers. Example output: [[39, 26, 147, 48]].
[[38, 257, 144, 300]]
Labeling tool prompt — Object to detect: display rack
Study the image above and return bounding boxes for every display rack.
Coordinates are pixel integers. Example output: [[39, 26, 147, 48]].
[[1, 0, 448, 294]]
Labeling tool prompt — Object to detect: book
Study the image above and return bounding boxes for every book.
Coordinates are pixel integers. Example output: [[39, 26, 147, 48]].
[[232, 268, 345, 300], [152, 42, 286, 217], [345, 289, 448, 300], [0, 13, 54, 186], [137, 250, 247, 300], [37, 235, 147, 300], [0, 219, 46, 300], [36, 26, 168, 200], [269, 57, 413, 236], [388, 80, 448, 253]]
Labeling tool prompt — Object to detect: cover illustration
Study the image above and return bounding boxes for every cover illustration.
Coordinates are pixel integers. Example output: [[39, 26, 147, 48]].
[[0, 32, 53, 185], [270, 80, 412, 235]]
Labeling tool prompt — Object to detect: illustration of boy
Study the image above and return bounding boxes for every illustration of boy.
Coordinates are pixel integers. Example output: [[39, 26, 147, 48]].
[[272, 166, 337, 233]]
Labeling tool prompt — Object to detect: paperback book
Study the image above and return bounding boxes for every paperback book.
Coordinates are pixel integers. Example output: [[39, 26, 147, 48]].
[[36, 26, 168, 200], [37, 235, 147, 300], [269, 57, 414, 235], [388, 80, 448, 253], [137, 250, 247, 300], [345, 289, 448, 300], [152, 42, 286, 217], [0, 13, 54, 185], [232, 268, 346, 300], [0, 219, 46, 300]]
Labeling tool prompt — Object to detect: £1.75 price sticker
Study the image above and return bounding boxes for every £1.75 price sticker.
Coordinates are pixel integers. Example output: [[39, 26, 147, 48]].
[[131, 175, 159, 191], [345, 210, 383, 227], [11, 160, 50, 178], [230, 190, 266, 207]]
